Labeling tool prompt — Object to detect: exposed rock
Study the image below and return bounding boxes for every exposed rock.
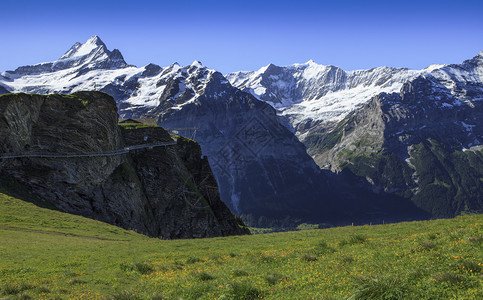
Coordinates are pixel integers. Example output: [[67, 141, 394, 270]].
[[152, 70, 429, 224], [227, 61, 420, 143], [0, 85, 9, 95], [153, 69, 329, 218], [313, 76, 483, 217], [0, 92, 248, 238], [2, 36, 480, 223]]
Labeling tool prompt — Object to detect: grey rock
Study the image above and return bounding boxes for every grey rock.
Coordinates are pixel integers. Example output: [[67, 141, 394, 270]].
[[0, 92, 248, 238], [311, 74, 483, 217]]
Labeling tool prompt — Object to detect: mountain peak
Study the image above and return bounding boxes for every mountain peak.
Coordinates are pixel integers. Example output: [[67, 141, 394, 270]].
[[86, 35, 105, 46], [59, 35, 108, 60], [258, 63, 279, 74], [291, 60, 320, 69], [190, 60, 203, 68], [50, 35, 129, 71]]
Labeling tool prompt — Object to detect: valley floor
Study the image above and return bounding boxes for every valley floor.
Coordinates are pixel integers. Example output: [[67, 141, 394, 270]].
[[0, 193, 482, 299]]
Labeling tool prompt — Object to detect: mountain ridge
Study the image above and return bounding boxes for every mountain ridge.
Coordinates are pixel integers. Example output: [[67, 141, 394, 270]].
[[1, 35, 481, 221], [0, 91, 249, 238]]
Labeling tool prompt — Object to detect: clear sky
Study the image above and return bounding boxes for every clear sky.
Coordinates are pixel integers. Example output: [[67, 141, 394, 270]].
[[2, 0, 483, 74]]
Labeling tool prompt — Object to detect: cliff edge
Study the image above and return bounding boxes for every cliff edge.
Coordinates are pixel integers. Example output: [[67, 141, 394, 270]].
[[0, 91, 248, 238]]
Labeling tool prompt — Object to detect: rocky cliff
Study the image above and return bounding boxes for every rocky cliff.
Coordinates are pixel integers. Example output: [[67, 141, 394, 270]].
[[227, 60, 421, 143], [149, 68, 429, 224], [229, 51, 483, 219], [2, 36, 480, 224], [0, 91, 248, 238], [154, 72, 329, 218], [312, 75, 483, 217]]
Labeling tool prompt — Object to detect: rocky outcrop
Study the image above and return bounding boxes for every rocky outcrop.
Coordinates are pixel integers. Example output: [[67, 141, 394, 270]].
[[0, 85, 9, 95], [313, 75, 483, 217], [154, 69, 329, 218], [151, 69, 430, 224], [0, 92, 248, 238], [3, 36, 480, 224], [227, 60, 420, 143]]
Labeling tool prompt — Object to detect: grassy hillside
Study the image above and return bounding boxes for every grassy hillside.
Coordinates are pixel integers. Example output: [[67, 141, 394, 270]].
[[0, 192, 481, 299]]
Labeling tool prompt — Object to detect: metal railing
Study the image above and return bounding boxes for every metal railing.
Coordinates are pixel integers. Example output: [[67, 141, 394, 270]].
[[0, 140, 177, 159]]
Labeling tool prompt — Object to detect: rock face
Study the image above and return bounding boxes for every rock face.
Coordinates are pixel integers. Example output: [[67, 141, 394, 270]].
[[0, 36, 339, 220], [227, 61, 421, 141], [228, 52, 483, 218], [153, 70, 328, 218], [2, 36, 481, 223], [0, 92, 248, 239], [0, 85, 8, 95], [312, 74, 483, 217], [141, 65, 429, 224]]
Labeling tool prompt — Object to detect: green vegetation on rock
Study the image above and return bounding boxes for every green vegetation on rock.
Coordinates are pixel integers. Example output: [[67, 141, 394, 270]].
[[316, 114, 483, 217], [118, 122, 159, 130], [410, 140, 483, 217], [305, 118, 352, 152], [339, 150, 414, 197]]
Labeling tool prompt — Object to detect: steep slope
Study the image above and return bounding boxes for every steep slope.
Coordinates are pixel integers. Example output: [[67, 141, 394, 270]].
[[227, 51, 483, 218], [312, 70, 483, 217], [0, 37, 339, 219], [227, 53, 483, 157], [148, 65, 331, 218], [0, 92, 248, 239], [145, 66, 430, 224], [227, 61, 421, 138], [2, 36, 478, 222]]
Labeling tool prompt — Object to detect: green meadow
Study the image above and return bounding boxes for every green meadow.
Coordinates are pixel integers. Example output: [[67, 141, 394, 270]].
[[0, 192, 481, 299]]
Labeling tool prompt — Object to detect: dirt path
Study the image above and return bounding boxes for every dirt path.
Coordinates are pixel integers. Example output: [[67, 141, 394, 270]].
[[0, 225, 129, 241]]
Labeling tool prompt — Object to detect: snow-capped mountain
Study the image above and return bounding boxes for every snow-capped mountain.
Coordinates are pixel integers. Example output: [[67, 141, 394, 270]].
[[227, 55, 483, 141], [313, 72, 483, 217], [227, 61, 419, 136], [427, 51, 483, 104], [0, 36, 355, 222], [1, 36, 130, 94], [0, 36, 232, 119], [1, 35, 481, 221], [1, 36, 132, 93], [124, 60, 234, 118], [286, 52, 483, 218]]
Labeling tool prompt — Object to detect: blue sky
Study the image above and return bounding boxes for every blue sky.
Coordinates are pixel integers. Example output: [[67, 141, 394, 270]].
[[2, 0, 483, 73]]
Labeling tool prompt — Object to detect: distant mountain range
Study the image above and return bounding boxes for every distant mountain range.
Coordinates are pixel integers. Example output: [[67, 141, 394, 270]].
[[2, 36, 482, 224]]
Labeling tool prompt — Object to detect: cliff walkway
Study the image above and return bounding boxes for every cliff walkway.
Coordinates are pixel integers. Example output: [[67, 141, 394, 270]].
[[0, 140, 177, 159]]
